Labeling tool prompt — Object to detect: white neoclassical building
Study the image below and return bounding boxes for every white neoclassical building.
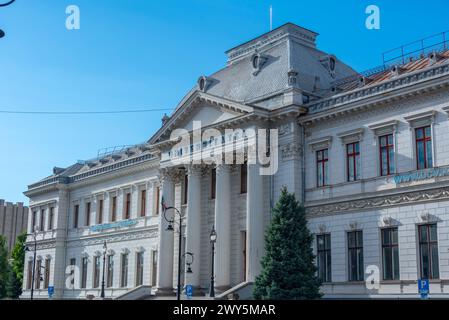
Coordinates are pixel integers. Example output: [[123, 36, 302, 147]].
[[22, 23, 449, 299]]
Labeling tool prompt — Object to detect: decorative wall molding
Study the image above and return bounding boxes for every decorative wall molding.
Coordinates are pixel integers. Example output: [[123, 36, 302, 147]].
[[306, 186, 449, 217], [404, 110, 436, 128], [67, 229, 158, 249], [368, 120, 398, 136], [308, 136, 332, 151], [280, 142, 302, 160], [337, 128, 364, 144]]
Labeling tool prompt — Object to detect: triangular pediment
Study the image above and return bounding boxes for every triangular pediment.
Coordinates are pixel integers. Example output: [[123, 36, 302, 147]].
[[149, 91, 254, 144]]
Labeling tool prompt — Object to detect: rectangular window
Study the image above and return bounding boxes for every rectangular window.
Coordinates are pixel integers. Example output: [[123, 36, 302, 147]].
[[40, 209, 45, 231], [70, 258, 76, 287], [125, 193, 131, 219], [73, 205, 79, 229], [379, 134, 395, 176], [49, 207, 54, 230], [183, 175, 188, 205], [211, 168, 216, 199], [31, 211, 37, 232], [151, 250, 157, 287], [44, 258, 50, 289], [419, 224, 439, 279], [316, 149, 329, 187], [27, 260, 33, 289], [35, 259, 42, 289], [140, 190, 146, 217], [155, 187, 160, 216], [69, 258, 76, 287], [240, 164, 247, 194], [107, 255, 114, 287], [98, 199, 104, 224], [120, 253, 128, 287], [85, 202, 91, 226], [381, 227, 399, 280], [136, 252, 143, 287], [111, 196, 117, 222], [136, 252, 144, 287], [81, 257, 88, 289], [346, 142, 361, 182], [347, 230, 364, 281], [316, 234, 332, 282], [93, 256, 100, 288], [416, 126, 433, 169]]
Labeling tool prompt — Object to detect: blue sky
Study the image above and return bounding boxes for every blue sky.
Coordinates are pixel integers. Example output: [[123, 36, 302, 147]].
[[0, 0, 448, 203]]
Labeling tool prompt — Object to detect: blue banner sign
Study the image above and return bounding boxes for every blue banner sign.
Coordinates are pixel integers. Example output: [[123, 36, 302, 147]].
[[393, 167, 449, 184], [90, 219, 138, 232]]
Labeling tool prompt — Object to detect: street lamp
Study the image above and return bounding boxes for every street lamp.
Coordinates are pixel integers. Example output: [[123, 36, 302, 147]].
[[183, 252, 194, 274], [209, 226, 217, 298], [0, 0, 16, 39], [101, 241, 107, 299], [162, 203, 185, 300], [27, 226, 39, 300]]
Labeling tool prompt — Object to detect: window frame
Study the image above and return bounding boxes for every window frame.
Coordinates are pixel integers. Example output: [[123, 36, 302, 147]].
[[49, 207, 54, 230], [418, 223, 439, 279], [81, 257, 88, 289], [347, 230, 364, 281], [381, 227, 400, 280], [124, 193, 131, 220], [111, 196, 117, 222], [85, 202, 91, 226], [98, 199, 104, 224], [40, 209, 45, 232], [415, 126, 433, 170], [346, 142, 360, 182], [211, 168, 216, 199], [135, 252, 144, 287], [240, 163, 247, 194], [140, 189, 147, 217], [379, 134, 395, 176], [316, 233, 332, 282], [93, 256, 100, 288], [120, 253, 129, 288], [316, 149, 329, 187], [107, 255, 114, 288], [73, 205, 79, 229]]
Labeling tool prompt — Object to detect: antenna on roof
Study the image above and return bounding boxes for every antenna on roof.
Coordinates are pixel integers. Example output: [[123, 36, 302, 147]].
[[269, 5, 273, 31]]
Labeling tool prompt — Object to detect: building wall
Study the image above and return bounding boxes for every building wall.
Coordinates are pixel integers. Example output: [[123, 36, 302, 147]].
[[0, 199, 28, 254], [304, 88, 449, 297]]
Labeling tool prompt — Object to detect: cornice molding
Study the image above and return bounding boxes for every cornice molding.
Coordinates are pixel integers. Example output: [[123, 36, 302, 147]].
[[306, 185, 449, 217], [304, 63, 449, 122]]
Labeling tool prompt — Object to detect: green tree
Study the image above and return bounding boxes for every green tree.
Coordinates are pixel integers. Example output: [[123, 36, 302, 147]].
[[0, 235, 9, 298], [253, 187, 322, 300], [8, 232, 27, 298]]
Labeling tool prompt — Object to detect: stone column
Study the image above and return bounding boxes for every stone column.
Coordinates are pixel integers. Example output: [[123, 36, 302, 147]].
[[184, 165, 202, 292], [246, 161, 264, 282], [53, 187, 69, 299], [214, 164, 232, 291], [156, 170, 175, 293]]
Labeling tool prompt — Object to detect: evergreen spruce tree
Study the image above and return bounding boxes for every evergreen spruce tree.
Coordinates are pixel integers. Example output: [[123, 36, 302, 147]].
[[7, 232, 27, 299], [0, 235, 9, 299], [253, 187, 322, 299]]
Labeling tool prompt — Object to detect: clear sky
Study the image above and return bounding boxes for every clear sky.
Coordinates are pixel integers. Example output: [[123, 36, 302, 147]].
[[0, 0, 448, 203]]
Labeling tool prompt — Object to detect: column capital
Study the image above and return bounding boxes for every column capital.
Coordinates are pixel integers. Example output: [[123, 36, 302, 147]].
[[185, 164, 205, 177], [159, 167, 184, 184], [215, 163, 232, 174]]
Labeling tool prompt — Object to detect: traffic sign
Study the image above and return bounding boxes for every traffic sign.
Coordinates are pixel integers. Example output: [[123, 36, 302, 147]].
[[185, 285, 193, 298], [418, 279, 429, 299], [48, 286, 55, 298]]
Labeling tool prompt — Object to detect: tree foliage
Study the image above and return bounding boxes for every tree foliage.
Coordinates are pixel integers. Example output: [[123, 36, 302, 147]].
[[253, 187, 322, 300]]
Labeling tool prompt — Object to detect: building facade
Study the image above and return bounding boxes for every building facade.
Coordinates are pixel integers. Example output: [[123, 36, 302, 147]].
[[22, 23, 449, 299], [0, 199, 28, 254]]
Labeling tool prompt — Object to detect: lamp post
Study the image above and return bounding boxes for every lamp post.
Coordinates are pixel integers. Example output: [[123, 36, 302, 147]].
[[162, 204, 185, 300], [183, 252, 194, 274], [209, 226, 217, 298], [0, 0, 16, 39], [100, 241, 107, 299], [28, 226, 38, 300]]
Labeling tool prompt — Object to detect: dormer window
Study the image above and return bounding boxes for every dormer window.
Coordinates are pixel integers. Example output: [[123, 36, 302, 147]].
[[197, 76, 209, 92], [251, 52, 267, 76], [329, 57, 336, 72]]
